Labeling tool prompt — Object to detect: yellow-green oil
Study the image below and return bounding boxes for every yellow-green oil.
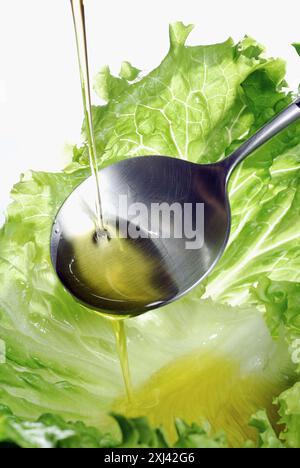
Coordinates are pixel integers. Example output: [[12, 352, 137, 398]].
[[64, 226, 176, 312], [111, 320, 133, 401], [114, 350, 290, 447]]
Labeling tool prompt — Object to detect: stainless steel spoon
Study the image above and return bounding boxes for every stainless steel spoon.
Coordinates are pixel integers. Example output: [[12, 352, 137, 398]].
[[51, 98, 300, 317]]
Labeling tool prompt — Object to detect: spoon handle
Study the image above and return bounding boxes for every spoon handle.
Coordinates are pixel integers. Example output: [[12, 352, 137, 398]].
[[224, 97, 300, 178]]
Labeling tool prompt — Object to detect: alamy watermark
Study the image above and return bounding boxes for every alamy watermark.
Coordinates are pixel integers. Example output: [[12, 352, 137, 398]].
[[291, 339, 300, 364], [104, 195, 205, 250]]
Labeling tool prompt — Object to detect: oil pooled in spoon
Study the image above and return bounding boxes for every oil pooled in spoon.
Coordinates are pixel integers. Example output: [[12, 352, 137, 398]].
[[70, 0, 132, 397]]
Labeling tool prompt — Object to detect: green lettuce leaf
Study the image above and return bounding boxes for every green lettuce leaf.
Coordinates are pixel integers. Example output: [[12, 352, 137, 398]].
[[292, 43, 300, 58], [276, 383, 300, 448], [251, 277, 300, 448], [248, 410, 283, 448], [0, 404, 117, 449], [0, 404, 227, 448], [173, 419, 227, 448], [1, 22, 300, 447], [253, 278, 300, 368]]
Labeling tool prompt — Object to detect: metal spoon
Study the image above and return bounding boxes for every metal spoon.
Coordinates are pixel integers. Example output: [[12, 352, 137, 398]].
[[51, 98, 300, 317]]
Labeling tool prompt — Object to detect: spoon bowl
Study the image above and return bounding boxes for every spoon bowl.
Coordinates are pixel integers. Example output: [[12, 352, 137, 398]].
[[51, 156, 230, 316]]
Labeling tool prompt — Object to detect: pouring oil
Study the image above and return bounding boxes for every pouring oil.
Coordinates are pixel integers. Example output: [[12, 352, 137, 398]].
[[111, 320, 133, 401], [70, 0, 105, 235], [70, 0, 132, 399]]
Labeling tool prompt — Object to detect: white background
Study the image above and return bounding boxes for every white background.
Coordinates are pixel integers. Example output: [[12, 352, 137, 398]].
[[1, 0, 300, 223]]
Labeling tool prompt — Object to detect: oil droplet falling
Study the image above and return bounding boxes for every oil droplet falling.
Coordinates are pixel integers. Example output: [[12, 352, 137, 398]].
[[111, 319, 133, 402]]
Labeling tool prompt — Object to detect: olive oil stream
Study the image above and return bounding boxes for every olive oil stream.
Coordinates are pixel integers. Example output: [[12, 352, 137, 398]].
[[111, 320, 133, 401], [70, 0, 132, 399], [70, 0, 104, 235]]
